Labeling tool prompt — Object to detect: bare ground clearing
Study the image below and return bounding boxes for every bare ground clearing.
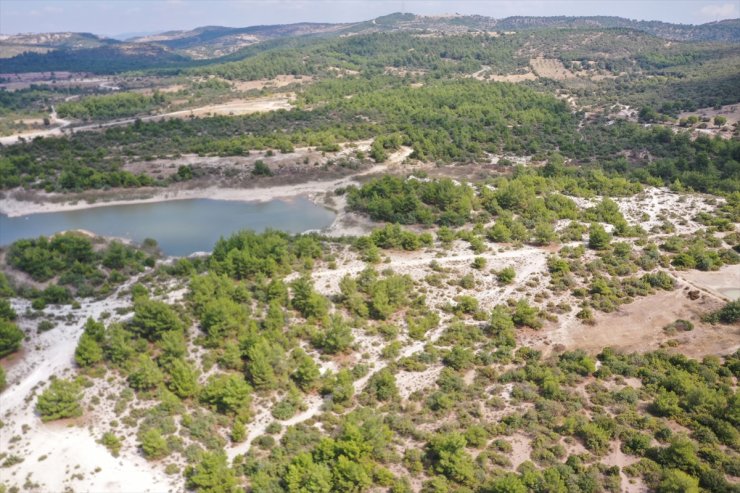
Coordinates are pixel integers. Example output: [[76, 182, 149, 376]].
[[679, 103, 740, 125], [542, 277, 739, 358], [0, 93, 293, 146], [530, 57, 578, 80]]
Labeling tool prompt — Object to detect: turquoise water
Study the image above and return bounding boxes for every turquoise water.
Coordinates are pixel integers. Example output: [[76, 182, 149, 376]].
[[0, 197, 335, 256]]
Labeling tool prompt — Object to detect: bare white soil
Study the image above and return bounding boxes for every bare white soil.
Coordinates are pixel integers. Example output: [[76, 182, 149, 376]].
[[0, 284, 174, 492], [0, 145, 411, 219]]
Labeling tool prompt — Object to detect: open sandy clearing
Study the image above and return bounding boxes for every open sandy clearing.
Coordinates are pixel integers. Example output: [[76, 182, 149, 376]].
[[230, 74, 313, 92], [544, 274, 739, 358], [470, 65, 537, 83], [0, 94, 293, 146], [676, 263, 740, 301], [530, 57, 578, 80], [0, 290, 174, 492], [167, 94, 293, 118], [679, 103, 740, 125]]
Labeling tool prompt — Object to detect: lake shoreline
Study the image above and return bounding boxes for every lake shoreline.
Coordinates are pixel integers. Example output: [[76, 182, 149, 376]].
[[0, 158, 396, 218], [0, 196, 337, 255], [1, 185, 324, 218], [0, 182, 379, 248]]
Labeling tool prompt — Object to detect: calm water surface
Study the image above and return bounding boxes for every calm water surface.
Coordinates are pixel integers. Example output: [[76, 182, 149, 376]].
[[0, 197, 335, 256]]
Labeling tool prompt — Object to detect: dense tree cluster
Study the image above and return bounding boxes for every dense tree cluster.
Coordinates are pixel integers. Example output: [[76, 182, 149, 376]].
[[347, 175, 476, 226], [6, 233, 157, 302], [57, 92, 167, 120]]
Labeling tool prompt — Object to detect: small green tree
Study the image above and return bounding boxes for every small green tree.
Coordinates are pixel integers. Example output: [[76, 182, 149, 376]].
[[244, 338, 278, 390], [36, 378, 83, 421], [316, 316, 354, 354], [131, 299, 184, 340], [0, 299, 17, 320], [657, 469, 699, 493], [291, 277, 329, 320], [291, 348, 320, 391], [366, 368, 398, 401], [157, 330, 187, 363], [139, 428, 169, 459], [200, 373, 252, 415], [427, 432, 476, 484], [231, 420, 246, 443], [186, 451, 238, 493], [489, 474, 527, 493], [0, 320, 23, 358], [588, 223, 611, 250], [82, 317, 105, 341], [284, 452, 332, 492], [75, 333, 103, 367], [167, 359, 199, 398], [327, 369, 354, 406], [489, 305, 516, 346], [128, 355, 164, 391]]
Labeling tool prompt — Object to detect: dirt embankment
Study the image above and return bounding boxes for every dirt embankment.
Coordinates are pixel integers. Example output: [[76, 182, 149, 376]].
[[0, 144, 416, 220]]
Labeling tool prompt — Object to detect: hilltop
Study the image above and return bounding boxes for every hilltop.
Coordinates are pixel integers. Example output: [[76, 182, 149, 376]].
[[1, 13, 738, 64]]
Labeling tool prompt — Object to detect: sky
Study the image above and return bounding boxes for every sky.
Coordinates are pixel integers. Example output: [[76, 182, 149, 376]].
[[1, 0, 738, 37]]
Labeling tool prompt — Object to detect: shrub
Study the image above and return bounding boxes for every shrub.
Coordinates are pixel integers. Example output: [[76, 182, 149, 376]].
[[588, 223, 611, 250], [0, 320, 23, 358], [130, 299, 184, 340], [366, 368, 398, 401], [252, 160, 273, 177], [140, 428, 169, 460], [472, 257, 487, 270], [657, 469, 699, 493], [186, 451, 238, 493], [703, 300, 740, 324], [497, 267, 516, 284], [101, 432, 122, 457], [36, 379, 83, 421], [166, 359, 199, 398], [512, 300, 542, 329], [663, 319, 693, 334], [75, 333, 103, 367], [200, 373, 252, 415]]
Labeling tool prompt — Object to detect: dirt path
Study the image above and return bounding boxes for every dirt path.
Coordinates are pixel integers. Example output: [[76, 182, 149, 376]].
[[0, 95, 292, 146], [0, 105, 71, 145]]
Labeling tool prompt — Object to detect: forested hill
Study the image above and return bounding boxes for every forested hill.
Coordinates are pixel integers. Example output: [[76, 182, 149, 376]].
[[494, 16, 740, 42], [1, 13, 738, 74]]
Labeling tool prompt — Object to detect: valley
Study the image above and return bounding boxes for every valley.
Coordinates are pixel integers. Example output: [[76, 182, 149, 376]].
[[0, 10, 738, 493]]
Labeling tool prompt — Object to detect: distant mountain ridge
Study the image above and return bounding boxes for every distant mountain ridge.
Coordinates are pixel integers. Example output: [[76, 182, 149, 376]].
[[1, 13, 738, 71], [493, 16, 740, 42], [129, 22, 348, 58]]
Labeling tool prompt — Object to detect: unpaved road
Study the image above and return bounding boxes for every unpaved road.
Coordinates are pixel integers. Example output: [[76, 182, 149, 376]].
[[0, 95, 293, 146]]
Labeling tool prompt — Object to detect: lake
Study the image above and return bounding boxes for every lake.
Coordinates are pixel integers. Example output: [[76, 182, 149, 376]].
[[0, 197, 336, 256]]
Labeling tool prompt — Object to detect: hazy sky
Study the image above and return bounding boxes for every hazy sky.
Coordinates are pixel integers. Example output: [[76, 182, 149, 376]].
[[2, 0, 738, 37]]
